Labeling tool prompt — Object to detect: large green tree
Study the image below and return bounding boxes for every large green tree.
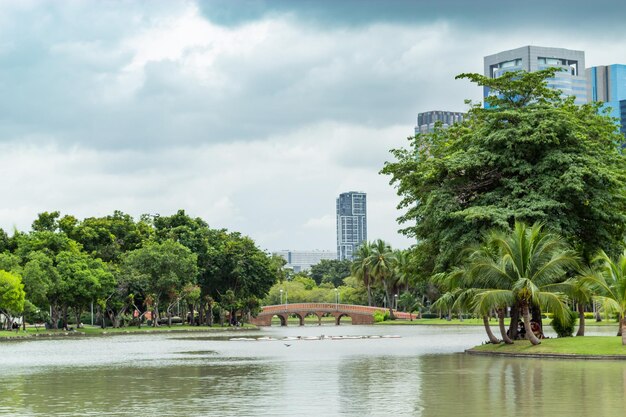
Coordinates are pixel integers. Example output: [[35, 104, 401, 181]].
[[382, 68, 626, 272], [0, 270, 26, 329], [121, 240, 198, 326]]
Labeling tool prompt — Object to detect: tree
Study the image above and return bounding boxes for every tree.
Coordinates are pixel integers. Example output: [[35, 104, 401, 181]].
[[581, 250, 626, 342], [351, 242, 374, 306], [467, 222, 576, 345], [367, 239, 397, 318], [382, 68, 626, 272], [0, 270, 26, 329], [32, 211, 61, 232], [310, 259, 352, 287], [121, 240, 198, 327]]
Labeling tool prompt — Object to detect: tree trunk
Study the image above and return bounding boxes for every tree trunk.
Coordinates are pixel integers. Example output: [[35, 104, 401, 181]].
[[75, 310, 82, 329], [382, 279, 395, 319], [167, 311, 172, 327], [522, 303, 541, 345], [208, 304, 214, 326], [508, 304, 519, 339], [188, 303, 195, 326], [622, 317, 626, 346], [618, 314, 623, 337], [62, 306, 69, 330], [366, 283, 372, 307], [576, 302, 585, 337], [51, 304, 60, 330], [482, 315, 500, 344], [498, 308, 514, 344], [531, 303, 543, 332], [153, 305, 159, 327]]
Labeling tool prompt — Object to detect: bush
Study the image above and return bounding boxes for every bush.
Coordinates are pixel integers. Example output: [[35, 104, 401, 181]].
[[550, 310, 578, 338], [373, 310, 390, 322], [420, 313, 439, 319]]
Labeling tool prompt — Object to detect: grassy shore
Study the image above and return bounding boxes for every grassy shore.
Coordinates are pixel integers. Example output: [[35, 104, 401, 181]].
[[468, 336, 626, 357], [0, 324, 257, 339]]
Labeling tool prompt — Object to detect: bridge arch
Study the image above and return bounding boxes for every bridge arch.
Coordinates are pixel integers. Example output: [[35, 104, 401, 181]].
[[335, 313, 353, 326], [271, 314, 287, 326]]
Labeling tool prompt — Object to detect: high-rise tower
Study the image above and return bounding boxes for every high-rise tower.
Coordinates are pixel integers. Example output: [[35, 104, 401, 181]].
[[336, 191, 367, 260], [484, 46, 587, 105]]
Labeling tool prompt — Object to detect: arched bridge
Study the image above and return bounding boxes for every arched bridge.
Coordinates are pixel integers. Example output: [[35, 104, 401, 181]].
[[250, 303, 413, 326]]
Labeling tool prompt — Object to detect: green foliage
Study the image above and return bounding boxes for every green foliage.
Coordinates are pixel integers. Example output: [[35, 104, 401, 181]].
[[550, 309, 577, 338], [382, 68, 626, 271], [309, 259, 352, 287], [373, 310, 389, 322], [0, 270, 26, 315]]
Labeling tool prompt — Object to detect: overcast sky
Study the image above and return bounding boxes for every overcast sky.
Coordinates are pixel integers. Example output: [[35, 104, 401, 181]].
[[1, 0, 626, 252]]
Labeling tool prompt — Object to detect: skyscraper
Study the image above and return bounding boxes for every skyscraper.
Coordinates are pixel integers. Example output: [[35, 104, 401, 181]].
[[586, 64, 626, 138], [484, 46, 587, 105], [415, 110, 466, 135], [336, 191, 367, 261]]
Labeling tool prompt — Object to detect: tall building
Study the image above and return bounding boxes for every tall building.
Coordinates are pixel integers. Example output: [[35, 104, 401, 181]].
[[586, 64, 626, 138], [484, 46, 587, 105], [274, 250, 337, 273], [415, 110, 466, 135], [336, 191, 367, 261]]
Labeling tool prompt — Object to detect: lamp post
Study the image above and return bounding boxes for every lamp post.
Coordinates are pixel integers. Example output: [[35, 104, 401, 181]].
[[280, 288, 283, 305], [394, 294, 398, 311]]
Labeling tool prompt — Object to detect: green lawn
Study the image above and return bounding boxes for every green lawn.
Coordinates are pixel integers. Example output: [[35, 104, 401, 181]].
[[0, 324, 257, 339], [469, 336, 626, 356], [375, 318, 508, 326]]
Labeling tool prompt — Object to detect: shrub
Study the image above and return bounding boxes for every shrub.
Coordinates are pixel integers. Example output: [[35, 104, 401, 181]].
[[420, 313, 439, 319], [373, 310, 390, 322], [550, 310, 577, 338]]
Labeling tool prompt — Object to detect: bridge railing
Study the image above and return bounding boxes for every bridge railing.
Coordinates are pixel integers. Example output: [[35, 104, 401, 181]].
[[259, 303, 393, 315]]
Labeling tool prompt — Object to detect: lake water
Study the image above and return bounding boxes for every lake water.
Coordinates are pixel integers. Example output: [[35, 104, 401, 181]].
[[0, 325, 624, 416]]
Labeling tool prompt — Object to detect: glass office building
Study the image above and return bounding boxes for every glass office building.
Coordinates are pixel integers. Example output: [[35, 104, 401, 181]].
[[586, 64, 626, 139], [484, 46, 587, 106], [336, 191, 367, 261]]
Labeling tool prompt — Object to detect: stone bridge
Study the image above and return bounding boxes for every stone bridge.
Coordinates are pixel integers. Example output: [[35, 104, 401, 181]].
[[250, 303, 413, 326]]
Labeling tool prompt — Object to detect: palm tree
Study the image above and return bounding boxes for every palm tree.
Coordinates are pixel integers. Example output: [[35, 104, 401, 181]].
[[467, 222, 576, 345], [394, 250, 412, 293], [351, 242, 374, 306], [581, 250, 626, 342], [546, 272, 594, 336], [368, 239, 397, 319]]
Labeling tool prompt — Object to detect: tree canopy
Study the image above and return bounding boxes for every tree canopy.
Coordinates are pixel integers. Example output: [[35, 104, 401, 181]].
[[382, 68, 626, 271]]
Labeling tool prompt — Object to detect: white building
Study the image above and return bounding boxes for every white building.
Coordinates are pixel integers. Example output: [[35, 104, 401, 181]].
[[274, 249, 337, 273]]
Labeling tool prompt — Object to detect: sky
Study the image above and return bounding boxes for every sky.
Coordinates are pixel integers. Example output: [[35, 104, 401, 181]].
[[1, 0, 626, 252]]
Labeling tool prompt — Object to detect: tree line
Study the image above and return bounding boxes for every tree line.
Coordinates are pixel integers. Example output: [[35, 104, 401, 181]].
[[0, 210, 281, 330]]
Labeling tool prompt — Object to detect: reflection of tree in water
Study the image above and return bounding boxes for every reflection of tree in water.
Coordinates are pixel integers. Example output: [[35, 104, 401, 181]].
[[2, 361, 280, 416], [338, 356, 423, 415], [418, 354, 626, 417]]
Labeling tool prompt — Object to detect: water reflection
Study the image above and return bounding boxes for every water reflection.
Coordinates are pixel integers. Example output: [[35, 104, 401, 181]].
[[418, 354, 626, 417], [0, 326, 625, 416]]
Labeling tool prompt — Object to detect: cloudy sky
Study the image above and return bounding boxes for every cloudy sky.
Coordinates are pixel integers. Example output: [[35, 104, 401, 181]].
[[1, 0, 625, 252]]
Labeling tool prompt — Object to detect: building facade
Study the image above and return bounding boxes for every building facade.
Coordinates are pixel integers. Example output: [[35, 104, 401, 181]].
[[415, 110, 466, 135], [336, 191, 367, 261], [484, 46, 587, 105], [274, 250, 337, 273], [586, 64, 626, 138]]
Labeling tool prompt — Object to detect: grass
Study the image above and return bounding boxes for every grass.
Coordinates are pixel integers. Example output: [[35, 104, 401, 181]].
[[0, 323, 257, 339], [469, 336, 626, 356], [376, 317, 621, 326]]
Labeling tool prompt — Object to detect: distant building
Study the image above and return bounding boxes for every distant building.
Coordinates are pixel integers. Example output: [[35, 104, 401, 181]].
[[484, 46, 587, 105], [586, 64, 626, 138], [415, 110, 466, 135], [274, 250, 336, 273], [336, 191, 367, 260]]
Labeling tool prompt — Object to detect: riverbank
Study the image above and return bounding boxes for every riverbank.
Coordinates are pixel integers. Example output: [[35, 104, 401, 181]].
[[466, 336, 626, 359], [0, 324, 258, 340], [375, 318, 619, 327]]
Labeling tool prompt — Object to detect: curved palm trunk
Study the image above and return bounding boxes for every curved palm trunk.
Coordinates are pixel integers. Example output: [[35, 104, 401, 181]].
[[366, 283, 372, 307], [618, 314, 623, 337], [482, 315, 500, 344], [497, 308, 513, 344], [382, 278, 395, 319], [576, 302, 585, 337], [521, 303, 541, 345], [622, 318, 626, 346]]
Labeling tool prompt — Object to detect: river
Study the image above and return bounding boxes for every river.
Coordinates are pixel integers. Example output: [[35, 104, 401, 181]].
[[0, 325, 624, 416]]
